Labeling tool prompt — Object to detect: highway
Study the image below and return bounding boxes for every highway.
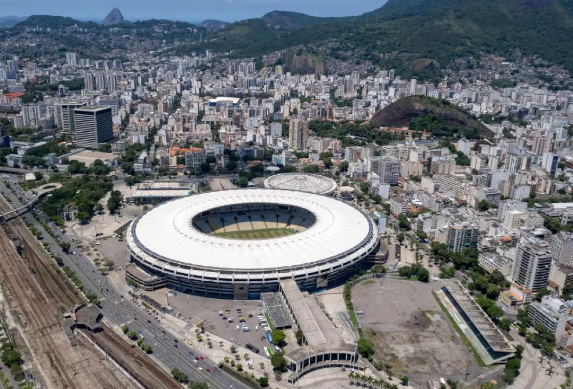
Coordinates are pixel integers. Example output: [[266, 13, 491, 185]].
[[0, 177, 250, 389]]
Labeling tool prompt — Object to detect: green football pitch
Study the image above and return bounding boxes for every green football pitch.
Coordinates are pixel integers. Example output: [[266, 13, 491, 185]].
[[213, 228, 299, 240]]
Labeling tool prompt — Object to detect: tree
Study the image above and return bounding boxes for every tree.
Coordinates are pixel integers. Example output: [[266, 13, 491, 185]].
[[480, 383, 497, 389], [359, 182, 370, 193], [295, 329, 304, 345], [236, 177, 249, 187], [188, 382, 209, 389], [271, 330, 286, 346], [34, 171, 44, 180], [357, 337, 375, 357], [417, 268, 430, 282], [535, 288, 551, 302], [171, 368, 189, 384], [499, 318, 512, 331], [415, 230, 428, 240], [107, 190, 123, 214], [398, 266, 412, 278], [440, 266, 456, 278], [141, 343, 152, 354], [270, 353, 287, 372], [477, 200, 490, 212], [398, 214, 411, 230], [127, 330, 138, 340], [1, 348, 21, 366], [486, 305, 504, 321], [121, 325, 129, 334], [257, 376, 269, 387], [397, 233, 405, 244], [59, 241, 71, 253], [515, 345, 524, 358]]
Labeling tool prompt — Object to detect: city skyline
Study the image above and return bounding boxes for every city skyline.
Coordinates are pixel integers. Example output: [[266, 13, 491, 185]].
[[2, 0, 387, 23]]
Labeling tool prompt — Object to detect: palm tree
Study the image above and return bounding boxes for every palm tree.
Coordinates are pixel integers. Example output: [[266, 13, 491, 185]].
[[348, 371, 356, 385]]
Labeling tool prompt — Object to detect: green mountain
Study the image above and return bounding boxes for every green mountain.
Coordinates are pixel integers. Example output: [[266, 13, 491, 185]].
[[0, 16, 26, 28], [16, 15, 98, 29], [371, 96, 493, 139], [260, 11, 344, 29], [198, 0, 573, 77], [11, 0, 573, 78]]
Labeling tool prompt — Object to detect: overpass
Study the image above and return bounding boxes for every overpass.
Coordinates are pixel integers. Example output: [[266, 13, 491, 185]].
[[0, 183, 62, 223], [0, 166, 41, 175]]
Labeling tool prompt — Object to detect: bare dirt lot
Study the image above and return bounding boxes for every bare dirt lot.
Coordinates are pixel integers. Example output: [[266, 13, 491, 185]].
[[352, 277, 485, 380]]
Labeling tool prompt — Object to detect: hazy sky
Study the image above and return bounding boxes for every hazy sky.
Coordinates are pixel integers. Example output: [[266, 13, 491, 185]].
[[3, 0, 386, 22]]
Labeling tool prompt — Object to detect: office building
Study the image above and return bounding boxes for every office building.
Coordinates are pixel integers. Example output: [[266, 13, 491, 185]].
[[73, 106, 113, 148], [512, 240, 552, 292], [528, 296, 568, 341], [288, 119, 308, 151]]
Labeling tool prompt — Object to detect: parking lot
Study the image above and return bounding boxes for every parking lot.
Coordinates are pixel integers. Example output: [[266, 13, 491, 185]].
[[167, 293, 284, 355], [352, 277, 487, 381]]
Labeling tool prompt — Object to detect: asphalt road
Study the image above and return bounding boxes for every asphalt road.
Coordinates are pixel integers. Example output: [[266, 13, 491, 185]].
[[0, 177, 249, 389]]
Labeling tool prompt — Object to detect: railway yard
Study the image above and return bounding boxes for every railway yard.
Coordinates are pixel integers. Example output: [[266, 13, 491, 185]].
[[0, 194, 180, 389]]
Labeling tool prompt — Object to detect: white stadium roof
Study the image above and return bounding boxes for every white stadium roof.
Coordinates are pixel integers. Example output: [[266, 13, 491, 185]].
[[129, 189, 373, 272], [264, 173, 337, 195]]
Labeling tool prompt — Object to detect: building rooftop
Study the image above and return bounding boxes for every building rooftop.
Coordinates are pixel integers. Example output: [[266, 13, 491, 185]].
[[264, 173, 337, 195], [75, 105, 111, 112], [441, 282, 515, 353]]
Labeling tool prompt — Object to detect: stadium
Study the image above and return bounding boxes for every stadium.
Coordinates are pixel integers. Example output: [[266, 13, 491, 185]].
[[264, 173, 337, 195], [126, 189, 379, 299]]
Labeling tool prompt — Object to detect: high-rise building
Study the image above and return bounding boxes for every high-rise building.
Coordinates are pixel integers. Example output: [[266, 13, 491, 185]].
[[446, 220, 479, 253], [73, 106, 113, 148], [512, 240, 552, 292], [549, 232, 573, 266], [542, 152, 559, 178], [66, 52, 79, 66], [288, 119, 308, 151], [60, 102, 85, 132], [377, 156, 401, 186], [84, 73, 95, 90]]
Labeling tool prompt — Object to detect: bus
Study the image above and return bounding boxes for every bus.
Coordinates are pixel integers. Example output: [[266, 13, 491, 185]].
[[266, 333, 273, 344], [245, 343, 259, 354], [267, 346, 275, 356]]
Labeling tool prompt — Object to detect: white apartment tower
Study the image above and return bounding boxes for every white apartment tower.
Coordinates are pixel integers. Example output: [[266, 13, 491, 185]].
[[289, 119, 309, 151], [512, 240, 552, 293]]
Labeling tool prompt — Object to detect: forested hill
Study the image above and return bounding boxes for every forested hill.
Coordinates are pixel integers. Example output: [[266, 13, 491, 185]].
[[10, 0, 573, 78], [370, 96, 494, 140], [199, 0, 573, 76]]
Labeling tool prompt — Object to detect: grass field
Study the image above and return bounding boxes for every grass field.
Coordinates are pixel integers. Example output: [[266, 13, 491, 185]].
[[214, 228, 298, 240]]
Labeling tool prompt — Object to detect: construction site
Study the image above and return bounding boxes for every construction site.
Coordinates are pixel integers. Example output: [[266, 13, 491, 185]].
[[0, 195, 180, 389]]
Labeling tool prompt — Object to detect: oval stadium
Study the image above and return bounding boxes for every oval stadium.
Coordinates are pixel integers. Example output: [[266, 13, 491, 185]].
[[126, 189, 379, 299], [264, 173, 337, 195]]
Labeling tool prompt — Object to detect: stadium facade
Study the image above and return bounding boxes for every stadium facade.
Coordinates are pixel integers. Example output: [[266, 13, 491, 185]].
[[126, 189, 378, 299]]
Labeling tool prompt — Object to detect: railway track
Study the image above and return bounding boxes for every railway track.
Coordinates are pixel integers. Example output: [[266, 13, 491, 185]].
[[86, 325, 181, 389], [0, 199, 83, 311], [0, 191, 181, 389], [0, 195, 140, 388]]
